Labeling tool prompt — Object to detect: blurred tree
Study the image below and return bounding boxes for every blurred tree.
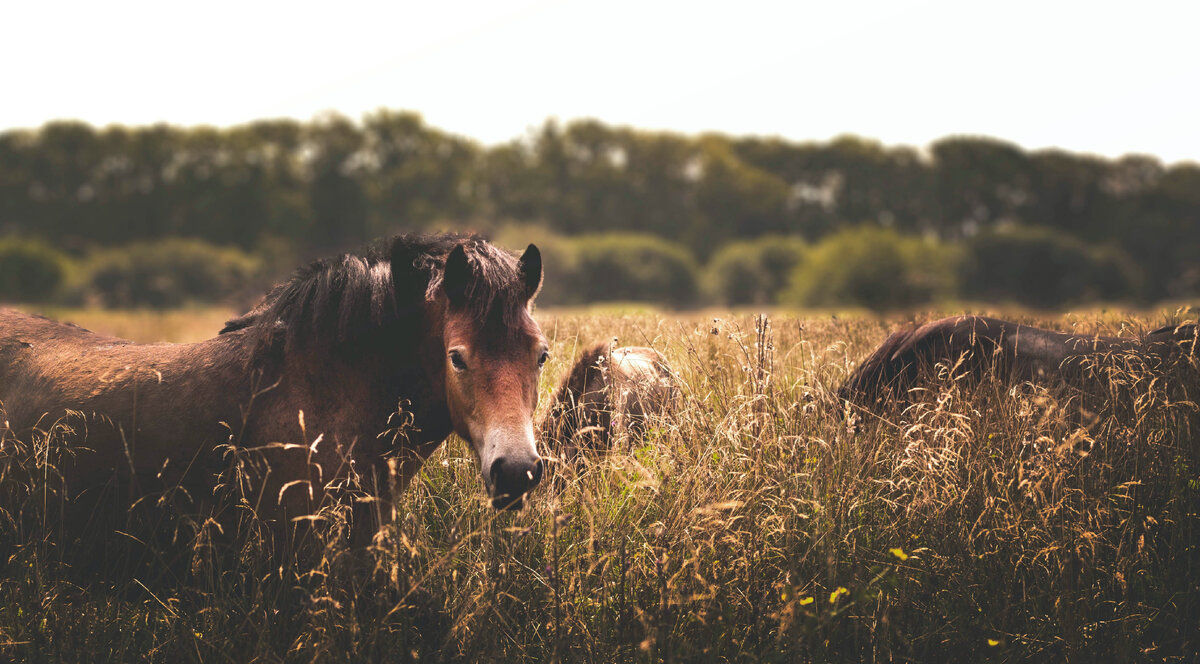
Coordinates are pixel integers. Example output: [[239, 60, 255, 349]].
[[1103, 154, 1164, 197], [233, 119, 310, 244], [729, 137, 834, 237], [823, 136, 933, 233], [84, 238, 260, 307], [783, 226, 959, 311], [0, 130, 35, 237], [563, 233, 699, 305], [692, 137, 791, 255], [482, 140, 543, 222], [931, 136, 1032, 238], [363, 110, 482, 234], [616, 129, 700, 242], [1110, 164, 1200, 298], [24, 121, 103, 242], [1025, 150, 1112, 240], [0, 237, 71, 302], [962, 224, 1143, 307], [0, 114, 1193, 307], [306, 114, 368, 250], [705, 235, 806, 305], [489, 223, 576, 306]]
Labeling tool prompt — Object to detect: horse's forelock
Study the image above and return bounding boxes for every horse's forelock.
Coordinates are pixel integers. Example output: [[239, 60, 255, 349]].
[[424, 239, 532, 342]]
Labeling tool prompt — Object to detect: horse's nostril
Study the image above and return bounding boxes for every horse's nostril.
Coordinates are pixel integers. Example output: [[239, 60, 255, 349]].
[[490, 457, 508, 485], [489, 455, 543, 502]]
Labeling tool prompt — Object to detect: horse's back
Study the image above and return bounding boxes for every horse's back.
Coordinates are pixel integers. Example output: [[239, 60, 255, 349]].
[[2, 310, 114, 416], [841, 315, 1082, 404], [840, 315, 1199, 407], [1, 308, 135, 409], [1145, 322, 1199, 356], [0, 308, 251, 485]]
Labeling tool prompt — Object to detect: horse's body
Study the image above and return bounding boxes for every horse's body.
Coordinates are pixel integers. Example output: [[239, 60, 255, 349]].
[[0, 234, 549, 527], [1, 313, 254, 491], [839, 315, 1199, 406], [544, 343, 677, 458]]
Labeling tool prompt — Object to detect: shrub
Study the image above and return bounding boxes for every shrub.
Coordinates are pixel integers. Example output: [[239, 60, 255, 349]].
[[706, 235, 807, 305], [782, 226, 959, 310], [0, 237, 72, 303], [962, 225, 1144, 307], [489, 223, 578, 307], [562, 233, 699, 306], [83, 238, 261, 308]]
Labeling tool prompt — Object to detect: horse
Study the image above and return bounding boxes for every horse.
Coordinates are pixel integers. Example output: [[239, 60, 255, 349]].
[[838, 315, 1199, 407], [0, 233, 550, 541], [543, 343, 677, 459]]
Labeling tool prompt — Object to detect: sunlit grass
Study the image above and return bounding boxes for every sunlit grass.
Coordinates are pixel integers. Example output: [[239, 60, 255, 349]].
[[19, 305, 238, 343], [0, 307, 1197, 661]]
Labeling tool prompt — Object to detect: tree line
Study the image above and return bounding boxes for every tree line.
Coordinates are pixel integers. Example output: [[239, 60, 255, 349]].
[[0, 111, 1197, 306]]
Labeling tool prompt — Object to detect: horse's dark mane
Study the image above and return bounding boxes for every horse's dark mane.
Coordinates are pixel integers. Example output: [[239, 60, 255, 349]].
[[544, 342, 610, 448], [836, 328, 915, 403], [558, 342, 609, 399], [221, 233, 529, 359]]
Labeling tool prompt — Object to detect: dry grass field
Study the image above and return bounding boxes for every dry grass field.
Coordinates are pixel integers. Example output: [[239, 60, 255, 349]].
[[1, 306, 1198, 662]]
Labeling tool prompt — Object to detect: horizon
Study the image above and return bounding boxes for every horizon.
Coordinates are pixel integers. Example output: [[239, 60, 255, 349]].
[[5, 0, 1200, 164], [7, 111, 1199, 168]]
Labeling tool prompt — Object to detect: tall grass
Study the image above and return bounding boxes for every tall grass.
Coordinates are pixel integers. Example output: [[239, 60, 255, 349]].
[[1, 310, 1197, 662]]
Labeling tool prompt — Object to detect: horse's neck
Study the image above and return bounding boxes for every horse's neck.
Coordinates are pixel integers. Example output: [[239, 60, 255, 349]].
[[256, 346, 452, 452]]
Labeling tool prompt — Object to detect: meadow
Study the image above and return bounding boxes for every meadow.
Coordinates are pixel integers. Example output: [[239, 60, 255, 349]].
[[1, 306, 1198, 662]]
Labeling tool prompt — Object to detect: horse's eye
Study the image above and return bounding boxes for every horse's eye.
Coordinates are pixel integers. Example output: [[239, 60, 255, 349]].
[[449, 350, 467, 371], [538, 350, 550, 368]]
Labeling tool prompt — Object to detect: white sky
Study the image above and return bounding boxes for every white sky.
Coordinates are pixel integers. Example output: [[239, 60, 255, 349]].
[[4, 0, 1199, 163]]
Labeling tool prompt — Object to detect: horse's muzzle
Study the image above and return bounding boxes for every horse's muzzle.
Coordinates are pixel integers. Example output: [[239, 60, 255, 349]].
[[488, 454, 544, 510]]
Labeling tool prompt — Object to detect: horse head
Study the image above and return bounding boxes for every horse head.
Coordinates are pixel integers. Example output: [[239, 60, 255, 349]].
[[394, 238, 547, 510]]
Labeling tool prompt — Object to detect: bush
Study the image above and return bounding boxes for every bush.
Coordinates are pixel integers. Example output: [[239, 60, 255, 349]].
[[84, 238, 261, 308], [706, 235, 807, 305], [561, 233, 699, 306], [783, 226, 959, 310], [489, 223, 578, 307], [962, 225, 1144, 307], [0, 237, 72, 303]]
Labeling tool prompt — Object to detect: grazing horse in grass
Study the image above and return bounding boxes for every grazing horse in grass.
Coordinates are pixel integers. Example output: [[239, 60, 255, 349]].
[[839, 315, 1199, 407], [0, 234, 550, 532], [544, 343, 677, 459]]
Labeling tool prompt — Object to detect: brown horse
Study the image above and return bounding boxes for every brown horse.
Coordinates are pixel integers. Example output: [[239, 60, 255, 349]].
[[839, 315, 1199, 407], [0, 234, 550, 530], [544, 343, 677, 459]]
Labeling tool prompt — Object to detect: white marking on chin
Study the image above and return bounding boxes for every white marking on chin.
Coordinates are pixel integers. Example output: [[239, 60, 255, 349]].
[[480, 421, 539, 481]]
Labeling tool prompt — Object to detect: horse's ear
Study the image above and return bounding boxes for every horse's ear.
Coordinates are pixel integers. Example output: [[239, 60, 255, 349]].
[[390, 237, 430, 309], [518, 244, 543, 301], [442, 244, 471, 306]]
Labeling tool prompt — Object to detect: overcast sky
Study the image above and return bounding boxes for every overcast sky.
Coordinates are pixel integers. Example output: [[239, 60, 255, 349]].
[[4, 0, 1199, 163]]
